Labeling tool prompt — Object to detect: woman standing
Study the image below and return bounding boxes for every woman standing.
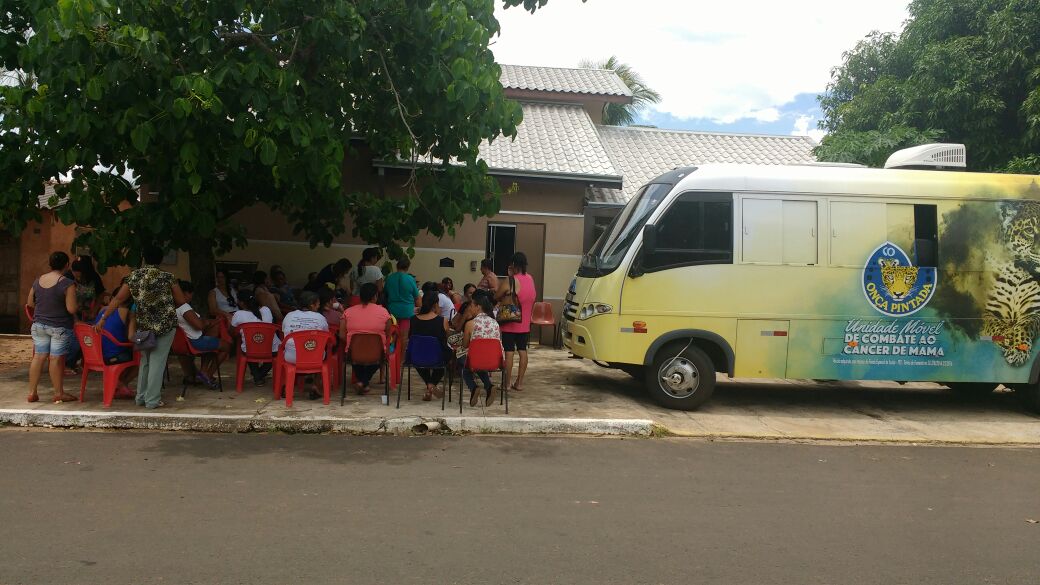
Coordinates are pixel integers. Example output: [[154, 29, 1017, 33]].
[[70, 255, 106, 321], [96, 245, 186, 409], [385, 257, 420, 353], [409, 285, 450, 401], [496, 252, 536, 392], [207, 270, 238, 321], [27, 252, 79, 403], [477, 258, 499, 293], [351, 247, 384, 305]]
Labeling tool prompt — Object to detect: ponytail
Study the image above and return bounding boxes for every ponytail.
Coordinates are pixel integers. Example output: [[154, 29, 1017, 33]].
[[419, 281, 439, 315]]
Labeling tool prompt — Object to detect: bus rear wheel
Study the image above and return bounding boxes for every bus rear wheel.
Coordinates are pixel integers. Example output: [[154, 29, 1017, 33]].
[[646, 345, 716, 410]]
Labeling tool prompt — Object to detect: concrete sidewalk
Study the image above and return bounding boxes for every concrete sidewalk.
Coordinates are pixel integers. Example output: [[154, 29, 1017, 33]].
[[1, 339, 1038, 444]]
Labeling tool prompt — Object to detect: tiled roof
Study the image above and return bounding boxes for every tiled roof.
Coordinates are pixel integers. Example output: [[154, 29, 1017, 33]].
[[589, 127, 818, 204], [38, 183, 65, 209], [500, 64, 632, 97], [479, 102, 619, 180]]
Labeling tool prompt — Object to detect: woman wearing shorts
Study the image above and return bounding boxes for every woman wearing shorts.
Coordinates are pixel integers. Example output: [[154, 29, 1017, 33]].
[[495, 252, 536, 392], [27, 251, 79, 403]]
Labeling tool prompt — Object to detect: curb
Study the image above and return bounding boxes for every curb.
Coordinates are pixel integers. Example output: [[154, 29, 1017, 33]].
[[0, 409, 654, 436]]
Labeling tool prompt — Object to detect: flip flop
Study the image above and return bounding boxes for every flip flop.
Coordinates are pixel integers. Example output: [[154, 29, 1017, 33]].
[[52, 393, 78, 403], [26, 394, 39, 403]]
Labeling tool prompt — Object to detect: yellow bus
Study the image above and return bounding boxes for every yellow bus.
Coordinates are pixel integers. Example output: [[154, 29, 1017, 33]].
[[563, 144, 1040, 412]]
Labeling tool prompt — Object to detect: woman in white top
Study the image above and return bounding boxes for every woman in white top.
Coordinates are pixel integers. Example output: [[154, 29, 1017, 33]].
[[280, 291, 330, 400], [351, 247, 384, 301], [208, 270, 238, 320], [230, 290, 280, 386]]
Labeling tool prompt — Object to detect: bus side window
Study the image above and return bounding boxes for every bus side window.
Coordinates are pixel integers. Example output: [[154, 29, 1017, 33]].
[[644, 192, 733, 271], [913, 204, 939, 267]]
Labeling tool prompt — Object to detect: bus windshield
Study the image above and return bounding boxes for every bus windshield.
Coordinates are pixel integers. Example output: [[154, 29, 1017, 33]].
[[580, 182, 673, 276]]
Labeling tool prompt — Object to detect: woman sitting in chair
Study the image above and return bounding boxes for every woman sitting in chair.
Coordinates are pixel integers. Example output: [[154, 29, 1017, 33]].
[[339, 282, 391, 396], [461, 291, 502, 407], [410, 282, 452, 401], [92, 284, 137, 399], [283, 290, 333, 400]]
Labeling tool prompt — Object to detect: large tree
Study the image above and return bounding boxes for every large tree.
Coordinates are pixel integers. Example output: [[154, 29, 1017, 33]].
[[0, 0, 553, 295], [577, 55, 661, 126], [815, 0, 1040, 172]]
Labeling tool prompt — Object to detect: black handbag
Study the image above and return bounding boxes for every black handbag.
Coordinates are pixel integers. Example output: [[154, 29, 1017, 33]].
[[132, 330, 157, 351]]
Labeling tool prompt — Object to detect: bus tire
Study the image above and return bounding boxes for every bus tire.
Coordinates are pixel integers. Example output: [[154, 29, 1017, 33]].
[[945, 382, 997, 397], [646, 345, 716, 410]]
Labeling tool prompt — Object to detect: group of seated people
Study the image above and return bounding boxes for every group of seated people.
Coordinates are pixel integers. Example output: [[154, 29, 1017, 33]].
[[32, 246, 508, 407]]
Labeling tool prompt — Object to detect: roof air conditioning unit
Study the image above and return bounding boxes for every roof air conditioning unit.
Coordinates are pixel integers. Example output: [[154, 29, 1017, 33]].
[[884, 143, 966, 170]]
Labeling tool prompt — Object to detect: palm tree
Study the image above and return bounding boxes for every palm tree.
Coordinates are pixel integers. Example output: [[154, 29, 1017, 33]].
[[578, 56, 662, 126]]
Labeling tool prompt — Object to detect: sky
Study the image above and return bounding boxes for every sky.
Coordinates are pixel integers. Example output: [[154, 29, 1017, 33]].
[[491, 0, 910, 142]]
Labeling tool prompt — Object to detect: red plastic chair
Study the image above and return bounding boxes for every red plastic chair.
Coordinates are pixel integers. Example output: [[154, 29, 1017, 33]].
[[171, 327, 225, 397], [234, 322, 280, 393], [273, 330, 334, 407], [74, 323, 139, 407], [458, 338, 507, 414], [531, 302, 558, 348]]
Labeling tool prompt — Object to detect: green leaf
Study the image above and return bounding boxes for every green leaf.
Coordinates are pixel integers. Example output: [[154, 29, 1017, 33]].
[[85, 77, 103, 100], [258, 138, 277, 165]]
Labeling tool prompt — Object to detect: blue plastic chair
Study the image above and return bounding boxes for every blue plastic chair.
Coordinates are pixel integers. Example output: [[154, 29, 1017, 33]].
[[398, 335, 452, 409]]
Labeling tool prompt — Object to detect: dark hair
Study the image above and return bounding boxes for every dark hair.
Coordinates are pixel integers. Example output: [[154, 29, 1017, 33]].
[[252, 270, 268, 287], [179, 280, 195, 294], [333, 258, 351, 278], [509, 252, 528, 274], [480, 258, 494, 271], [357, 247, 379, 277], [463, 283, 476, 296], [48, 251, 70, 271], [142, 246, 164, 266], [441, 277, 453, 288], [238, 289, 262, 319], [307, 271, 318, 282], [318, 286, 336, 309], [298, 290, 319, 310], [71, 255, 105, 295], [419, 281, 439, 315], [472, 291, 494, 316], [359, 282, 378, 304], [396, 257, 411, 271]]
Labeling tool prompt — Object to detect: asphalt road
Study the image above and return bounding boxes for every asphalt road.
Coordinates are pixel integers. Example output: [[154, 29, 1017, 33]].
[[0, 431, 1037, 585]]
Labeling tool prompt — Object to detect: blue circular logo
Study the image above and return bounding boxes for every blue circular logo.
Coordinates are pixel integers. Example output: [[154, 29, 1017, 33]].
[[862, 242, 937, 316]]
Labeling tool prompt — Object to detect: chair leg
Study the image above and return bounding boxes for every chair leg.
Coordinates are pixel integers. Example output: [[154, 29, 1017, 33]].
[[79, 369, 89, 402], [341, 363, 347, 407], [216, 359, 223, 392], [441, 367, 447, 411], [236, 356, 246, 393], [396, 366, 404, 408], [322, 367, 330, 405], [102, 371, 117, 407], [285, 368, 295, 407]]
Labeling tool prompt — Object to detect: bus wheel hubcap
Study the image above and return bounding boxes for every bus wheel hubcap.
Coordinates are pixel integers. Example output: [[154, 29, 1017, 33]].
[[659, 358, 699, 399]]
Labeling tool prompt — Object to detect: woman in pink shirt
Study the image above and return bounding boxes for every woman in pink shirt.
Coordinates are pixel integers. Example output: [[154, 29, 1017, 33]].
[[338, 282, 391, 395], [495, 252, 536, 391]]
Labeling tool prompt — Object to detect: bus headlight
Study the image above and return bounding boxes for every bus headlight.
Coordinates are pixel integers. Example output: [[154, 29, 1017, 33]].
[[578, 303, 613, 320]]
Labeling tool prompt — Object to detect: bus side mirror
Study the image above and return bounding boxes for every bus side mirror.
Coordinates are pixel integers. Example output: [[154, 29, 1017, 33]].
[[643, 224, 658, 253]]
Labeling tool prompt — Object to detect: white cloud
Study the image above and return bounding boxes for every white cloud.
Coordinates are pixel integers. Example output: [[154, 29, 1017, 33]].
[[791, 114, 827, 143], [493, 0, 907, 125]]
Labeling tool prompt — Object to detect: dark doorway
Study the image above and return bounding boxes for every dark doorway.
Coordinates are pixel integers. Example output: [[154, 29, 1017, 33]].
[[486, 223, 516, 277], [0, 232, 21, 333]]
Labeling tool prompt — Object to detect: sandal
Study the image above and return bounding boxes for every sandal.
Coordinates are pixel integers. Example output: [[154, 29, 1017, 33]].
[[432, 385, 444, 399], [196, 372, 219, 389], [52, 393, 78, 403], [357, 385, 371, 396], [422, 391, 433, 401], [27, 394, 39, 403]]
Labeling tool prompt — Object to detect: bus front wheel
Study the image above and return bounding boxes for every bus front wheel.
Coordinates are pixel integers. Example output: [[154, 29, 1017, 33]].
[[646, 344, 716, 410]]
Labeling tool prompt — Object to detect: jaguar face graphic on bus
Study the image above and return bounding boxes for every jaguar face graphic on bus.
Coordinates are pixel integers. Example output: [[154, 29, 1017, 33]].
[[862, 242, 937, 317]]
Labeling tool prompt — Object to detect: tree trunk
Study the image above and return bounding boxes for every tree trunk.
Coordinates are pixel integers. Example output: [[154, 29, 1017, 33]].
[[187, 240, 216, 316]]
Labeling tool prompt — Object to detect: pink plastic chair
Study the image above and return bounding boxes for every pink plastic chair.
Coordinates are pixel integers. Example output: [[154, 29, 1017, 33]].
[[273, 330, 334, 407], [74, 323, 139, 407]]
